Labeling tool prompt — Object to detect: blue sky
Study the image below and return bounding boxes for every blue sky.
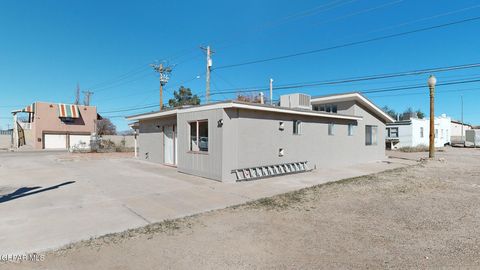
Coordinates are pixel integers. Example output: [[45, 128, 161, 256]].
[[1, 0, 480, 130]]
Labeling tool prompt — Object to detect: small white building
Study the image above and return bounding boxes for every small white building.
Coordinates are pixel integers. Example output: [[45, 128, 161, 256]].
[[386, 114, 451, 149], [450, 120, 472, 143]]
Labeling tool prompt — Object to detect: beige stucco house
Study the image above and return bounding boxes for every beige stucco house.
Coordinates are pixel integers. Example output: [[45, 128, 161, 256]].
[[12, 102, 99, 150]]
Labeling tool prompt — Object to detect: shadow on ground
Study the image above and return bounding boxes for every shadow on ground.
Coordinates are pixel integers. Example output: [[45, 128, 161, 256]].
[[0, 181, 75, 203]]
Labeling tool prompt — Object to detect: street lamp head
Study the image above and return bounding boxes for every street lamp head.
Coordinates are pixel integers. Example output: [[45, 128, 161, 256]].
[[427, 75, 437, 88]]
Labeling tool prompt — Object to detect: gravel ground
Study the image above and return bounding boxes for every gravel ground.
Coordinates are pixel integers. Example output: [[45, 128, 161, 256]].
[[4, 147, 480, 270]]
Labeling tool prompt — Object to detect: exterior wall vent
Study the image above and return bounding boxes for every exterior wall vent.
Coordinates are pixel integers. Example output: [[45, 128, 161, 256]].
[[280, 93, 312, 110]]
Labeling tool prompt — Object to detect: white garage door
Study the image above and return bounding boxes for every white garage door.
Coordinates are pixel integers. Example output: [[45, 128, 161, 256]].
[[69, 135, 91, 150], [44, 134, 67, 149]]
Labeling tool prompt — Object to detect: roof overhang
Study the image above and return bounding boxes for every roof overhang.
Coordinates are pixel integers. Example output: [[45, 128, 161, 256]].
[[126, 102, 362, 122], [126, 109, 179, 121], [311, 92, 395, 123]]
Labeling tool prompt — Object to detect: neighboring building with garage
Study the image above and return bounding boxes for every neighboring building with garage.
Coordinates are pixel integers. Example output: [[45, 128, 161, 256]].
[[126, 92, 394, 183], [11, 102, 100, 150]]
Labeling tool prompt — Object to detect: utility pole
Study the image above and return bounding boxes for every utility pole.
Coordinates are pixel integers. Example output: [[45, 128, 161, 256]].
[[269, 78, 274, 105], [82, 90, 94, 106], [201, 46, 213, 103], [427, 75, 437, 159], [151, 63, 172, 110], [75, 83, 81, 105]]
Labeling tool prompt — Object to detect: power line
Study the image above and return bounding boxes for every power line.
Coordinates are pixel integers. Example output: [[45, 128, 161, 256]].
[[98, 76, 480, 116], [362, 77, 480, 94], [312, 0, 404, 27], [207, 62, 480, 96], [215, 0, 357, 50], [93, 72, 153, 93], [214, 15, 480, 70], [363, 3, 480, 37], [368, 86, 480, 98], [87, 65, 151, 90], [100, 104, 159, 114]]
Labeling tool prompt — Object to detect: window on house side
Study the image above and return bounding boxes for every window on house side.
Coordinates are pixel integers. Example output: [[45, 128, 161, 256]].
[[365, 125, 378, 145], [189, 120, 208, 152], [189, 122, 198, 151], [348, 124, 354, 136], [326, 105, 332, 113], [420, 127, 424, 138], [328, 123, 334, 136], [389, 127, 398, 138], [332, 105, 337, 113], [435, 129, 438, 138], [293, 120, 301, 135], [319, 105, 325, 112]]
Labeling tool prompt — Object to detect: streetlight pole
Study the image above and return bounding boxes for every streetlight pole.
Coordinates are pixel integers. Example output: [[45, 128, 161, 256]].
[[461, 95, 464, 146], [427, 75, 437, 158]]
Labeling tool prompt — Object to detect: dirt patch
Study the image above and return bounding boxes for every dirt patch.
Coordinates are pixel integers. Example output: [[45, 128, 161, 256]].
[[5, 148, 480, 269]]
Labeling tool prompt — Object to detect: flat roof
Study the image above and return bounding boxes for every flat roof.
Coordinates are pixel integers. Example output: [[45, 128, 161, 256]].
[[126, 100, 363, 122], [311, 92, 395, 123]]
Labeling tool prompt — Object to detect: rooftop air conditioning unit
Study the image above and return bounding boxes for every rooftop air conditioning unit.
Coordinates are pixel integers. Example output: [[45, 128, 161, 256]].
[[280, 93, 311, 110]]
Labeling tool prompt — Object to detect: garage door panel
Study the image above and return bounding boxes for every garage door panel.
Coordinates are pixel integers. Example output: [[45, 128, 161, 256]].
[[44, 134, 67, 149]]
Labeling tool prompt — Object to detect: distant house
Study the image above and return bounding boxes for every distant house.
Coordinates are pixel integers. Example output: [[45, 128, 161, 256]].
[[11, 102, 100, 150], [127, 92, 394, 183], [450, 120, 472, 143], [385, 114, 451, 149]]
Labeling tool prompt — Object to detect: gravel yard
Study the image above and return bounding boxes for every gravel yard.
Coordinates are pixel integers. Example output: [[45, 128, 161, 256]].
[[5, 147, 480, 270]]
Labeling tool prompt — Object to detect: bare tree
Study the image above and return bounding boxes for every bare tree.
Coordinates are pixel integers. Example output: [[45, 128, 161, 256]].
[[96, 118, 117, 135], [236, 93, 262, 103]]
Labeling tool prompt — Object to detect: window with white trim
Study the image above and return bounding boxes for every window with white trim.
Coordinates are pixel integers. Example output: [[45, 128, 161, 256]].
[[293, 120, 301, 135], [365, 125, 378, 145], [387, 127, 398, 138], [348, 124, 355, 136], [189, 120, 208, 152], [313, 104, 338, 114], [328, 123, 335, 136]]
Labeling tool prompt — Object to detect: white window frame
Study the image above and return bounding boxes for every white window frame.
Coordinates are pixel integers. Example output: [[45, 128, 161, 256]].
[[388, 127, 398, 138], [189, 120, 208, 153], [328, 123, 335, 136], [293, 120, 302, 135], [365, 125, 378, 146], [348, 124, 354, 136]]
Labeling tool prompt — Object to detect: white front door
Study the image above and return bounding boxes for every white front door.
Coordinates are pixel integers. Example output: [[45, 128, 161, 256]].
[[164, 125, 175, 165]]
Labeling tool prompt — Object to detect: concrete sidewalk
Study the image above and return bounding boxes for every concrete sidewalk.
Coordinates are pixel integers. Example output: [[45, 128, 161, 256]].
[[0, 152, 416, 254]]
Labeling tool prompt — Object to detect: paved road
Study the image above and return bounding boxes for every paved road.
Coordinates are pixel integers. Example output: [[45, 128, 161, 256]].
[[0, 152, 414, 254]]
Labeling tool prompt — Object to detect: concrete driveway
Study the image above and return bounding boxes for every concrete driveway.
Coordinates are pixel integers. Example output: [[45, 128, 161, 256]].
[[0, 151, 414, 254]]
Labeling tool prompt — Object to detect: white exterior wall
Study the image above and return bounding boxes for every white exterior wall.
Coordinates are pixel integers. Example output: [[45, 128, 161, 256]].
[[388, 115, 451, 148], [434, 115, 451, 147], [394, 124, 414, 148], [411, 119, 429, 147], [450, 122, 472, 137]]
